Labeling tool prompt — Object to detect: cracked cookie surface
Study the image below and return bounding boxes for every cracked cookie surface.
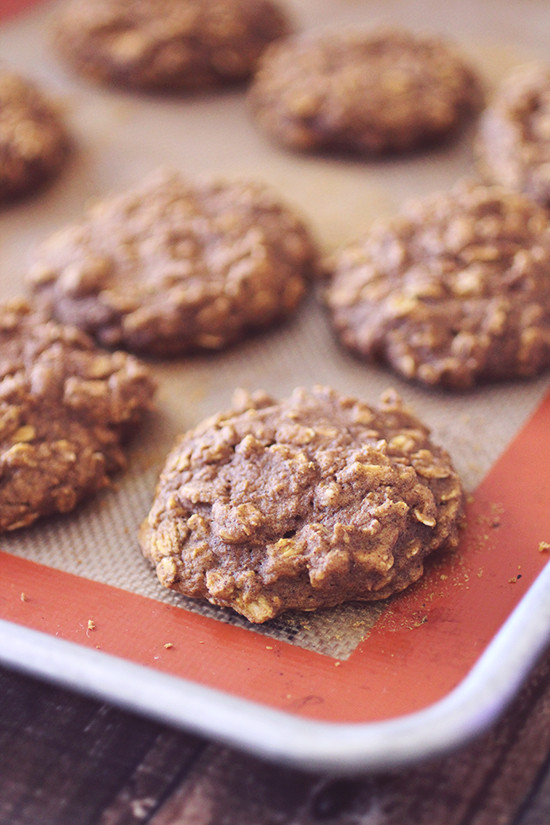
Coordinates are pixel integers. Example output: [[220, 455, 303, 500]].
[[0, 298, 155, 532], [27, 168, 317, 356], [248, 26, 481, 154], [54, 0, 290, 91], [140, 385, 463, 623], [0, 70, 69, 202], [324, 181, 550, 389]]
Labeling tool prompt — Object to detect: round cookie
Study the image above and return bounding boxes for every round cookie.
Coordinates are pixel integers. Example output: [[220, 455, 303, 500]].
[[54, 0, 290, 92], [139, 385, 463, 623], [0, 69, 69, 202], [324, 181, 550, 389], [476, 63, 550, 206], [0, 297, 155, 532], [27, 168, 317, 356], [248, 26, 481, 154]]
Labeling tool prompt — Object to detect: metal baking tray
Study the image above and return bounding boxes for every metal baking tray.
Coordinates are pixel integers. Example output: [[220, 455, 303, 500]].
[[1, 0, 550, 774], [2, 558, 550, 773]]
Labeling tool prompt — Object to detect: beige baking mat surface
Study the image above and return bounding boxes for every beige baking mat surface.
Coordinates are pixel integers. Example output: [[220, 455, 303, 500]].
[[1, 0, 550, 659]]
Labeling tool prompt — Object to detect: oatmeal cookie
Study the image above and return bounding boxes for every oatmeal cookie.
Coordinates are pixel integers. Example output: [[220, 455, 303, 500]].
[[0, 297, 155, 532], [54, 0, 290, 92], [324, 181, 550, 389], [27, 168, 316, 356], [0, 69, 69, 202], [248, 26, 481, 154], [476, 63, 550, 206], [139, 385, 463, 623]]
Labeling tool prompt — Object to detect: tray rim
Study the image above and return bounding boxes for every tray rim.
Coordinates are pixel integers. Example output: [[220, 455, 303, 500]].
[[1, 557, 549, 774]]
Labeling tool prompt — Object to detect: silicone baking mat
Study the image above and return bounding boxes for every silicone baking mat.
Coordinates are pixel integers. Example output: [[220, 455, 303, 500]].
[[1, 0, 550, 771]]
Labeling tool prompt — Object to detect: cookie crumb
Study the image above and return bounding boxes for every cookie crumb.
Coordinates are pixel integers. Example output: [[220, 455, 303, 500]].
[[20, 592, 28, 602], [539, 540, 550, 553], [164, 642, 174, 650], [87, 619, 96, 631]]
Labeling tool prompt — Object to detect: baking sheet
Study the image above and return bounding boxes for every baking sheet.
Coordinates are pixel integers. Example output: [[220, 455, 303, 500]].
[[1, 0, 550, 772]]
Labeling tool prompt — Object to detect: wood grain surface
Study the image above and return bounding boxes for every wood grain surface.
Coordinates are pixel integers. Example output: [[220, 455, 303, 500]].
[[1, 639, 550, 825]]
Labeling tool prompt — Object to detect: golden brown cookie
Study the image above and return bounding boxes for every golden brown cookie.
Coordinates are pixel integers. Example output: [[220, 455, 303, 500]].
[[27, 168, 317, 356], [139, 385, 463, 623], [54, 0, 290, 92], [248, 26, 481, 154], [0, 297, 155, 532], [324, 181, 550, 389], [476, 63, 550, 206], [0, 69, 69, 202]]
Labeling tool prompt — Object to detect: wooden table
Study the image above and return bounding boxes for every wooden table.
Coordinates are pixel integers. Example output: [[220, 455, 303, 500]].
[[1, 641, 550, 825]]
